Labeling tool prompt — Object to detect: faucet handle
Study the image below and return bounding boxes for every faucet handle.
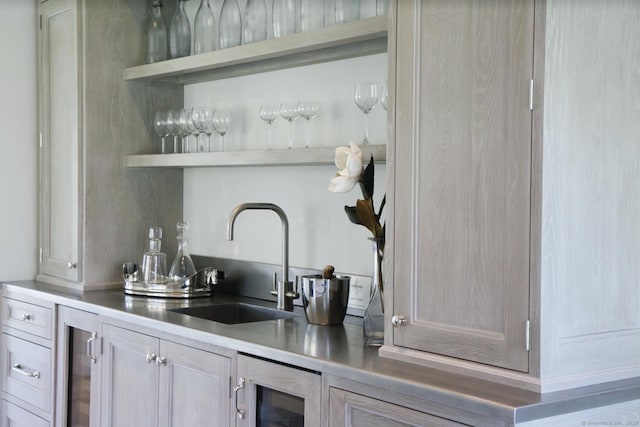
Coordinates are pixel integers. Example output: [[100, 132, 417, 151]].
[[270, 272, 278, 297], [285, 276, 300, 299]]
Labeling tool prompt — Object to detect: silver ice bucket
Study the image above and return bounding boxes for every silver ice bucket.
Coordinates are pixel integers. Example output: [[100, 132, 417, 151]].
[[301, 275, 350, 325]]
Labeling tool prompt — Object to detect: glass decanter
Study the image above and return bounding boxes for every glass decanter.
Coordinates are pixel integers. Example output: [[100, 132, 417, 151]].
[[168, 221, 197, 283], [146, 0, 167, 63], [219, 0, 242, 49], [169, 0, 191, 58], [243, 0, 267, 44], [194, 0, 215, 54], [141, 227, 167, 284]]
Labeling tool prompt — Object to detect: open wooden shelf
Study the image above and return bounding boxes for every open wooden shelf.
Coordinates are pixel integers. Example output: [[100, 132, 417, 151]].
[[123, 16, 388, 85], [125, 145, 386, 168]]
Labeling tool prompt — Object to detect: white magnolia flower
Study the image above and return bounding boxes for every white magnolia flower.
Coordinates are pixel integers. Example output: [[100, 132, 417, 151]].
[[328, 142, 364, 193]]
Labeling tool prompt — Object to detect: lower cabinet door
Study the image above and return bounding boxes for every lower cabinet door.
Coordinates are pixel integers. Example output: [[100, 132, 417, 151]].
[[328, 388, 469, 427], [1, 400, 49, 427], [158, 340, 232, 427], [100, 325, 159, 427]]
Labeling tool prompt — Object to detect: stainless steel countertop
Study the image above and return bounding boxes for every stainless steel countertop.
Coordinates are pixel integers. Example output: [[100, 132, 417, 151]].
[[3, 280, 639, 424]]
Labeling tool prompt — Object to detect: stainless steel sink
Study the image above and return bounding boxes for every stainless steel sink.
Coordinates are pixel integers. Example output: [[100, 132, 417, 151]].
[[169, 303, 297, 325]]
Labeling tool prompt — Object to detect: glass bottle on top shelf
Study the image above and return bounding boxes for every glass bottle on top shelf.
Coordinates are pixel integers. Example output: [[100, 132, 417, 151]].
[[168, 221, 197, 283], [244, 0, 267, 44], [300, 0, 325, 32], [334, 0, 360, 24], [272, 0, 297, 38], [145, 0, 167, 63], [194, 0, 215, 54], [141, 227, 167, 284], [169, 0, 191, 58], [220, 0, 242, 49]]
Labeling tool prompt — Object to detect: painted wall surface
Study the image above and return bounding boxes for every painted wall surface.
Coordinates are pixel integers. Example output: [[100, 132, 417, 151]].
[[0, 0, 37, 280]]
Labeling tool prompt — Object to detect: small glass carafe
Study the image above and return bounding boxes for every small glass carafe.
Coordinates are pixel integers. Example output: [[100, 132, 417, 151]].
[[243, 0, 267, 44], [146, 1, 167, 63], [141, 227, 168, 284], [219, 0, 242, 49], [169, 0, 191, 58], [194, 0, 215, 54], [169, 221, 197, 283]]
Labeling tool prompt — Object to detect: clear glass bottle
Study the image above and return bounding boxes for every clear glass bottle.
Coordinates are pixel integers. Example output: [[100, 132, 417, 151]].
[[300, 0, 325, 32], [168, 221, 197, 282], [363, 236, 384, 346], [169, 0, 191, 58], [376, 0, 389, 16], [141, 227, 167, 284], [273, 0, 297, 38], [243, 0, 267, 44], [334, 0, 360, 25], [194, 0, 215, 54], [146, 1, 167, 63], [219, 0, 242, 49]]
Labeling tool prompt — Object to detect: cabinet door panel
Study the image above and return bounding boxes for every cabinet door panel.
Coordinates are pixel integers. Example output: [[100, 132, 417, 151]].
[[329, 388, 468, 427], [100, 325, 159, 427], [39, 0, 81, 282], [1, 400, 49, 427], [393, 0, 534, 371], [158, 340, 231, 427]]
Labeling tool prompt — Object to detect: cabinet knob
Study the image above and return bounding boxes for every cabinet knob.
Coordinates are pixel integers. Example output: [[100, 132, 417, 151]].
[[391, 315, 407, 326], [146, 353, 157, 363], [67, 262, 77, 269], [156, 356, 167, 366], [21, 314, 32, 321]]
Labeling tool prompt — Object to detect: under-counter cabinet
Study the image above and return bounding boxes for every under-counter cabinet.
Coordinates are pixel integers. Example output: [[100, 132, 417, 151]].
[[384, 0, 535, 373], [100, 323, 232, 427], [235, 354, 321, 427], [55, 306, 101, 427], [0, 295, 55, 425], [37, 0, 181, 288]]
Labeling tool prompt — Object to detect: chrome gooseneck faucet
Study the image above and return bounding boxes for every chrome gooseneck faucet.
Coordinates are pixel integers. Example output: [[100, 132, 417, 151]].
[[226, 203, 297, 311]]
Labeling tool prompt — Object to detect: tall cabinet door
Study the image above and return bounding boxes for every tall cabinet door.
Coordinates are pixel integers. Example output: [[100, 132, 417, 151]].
[[38, 0, 82, 282], [390, 0, 534, 372]]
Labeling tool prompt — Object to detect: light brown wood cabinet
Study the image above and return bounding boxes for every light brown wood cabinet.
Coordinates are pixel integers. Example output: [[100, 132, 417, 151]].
[[385, 0, 535, 372], [37, 0, 182, 289]]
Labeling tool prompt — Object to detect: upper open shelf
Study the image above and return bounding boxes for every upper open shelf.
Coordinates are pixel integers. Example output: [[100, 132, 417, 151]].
[[123, 16, 388, 85]]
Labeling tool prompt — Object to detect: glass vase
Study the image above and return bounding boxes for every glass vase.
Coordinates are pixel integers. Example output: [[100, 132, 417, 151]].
[[363, 236, 384, 346], [194, 0, 215, 54], [220, 0, 242, 49]]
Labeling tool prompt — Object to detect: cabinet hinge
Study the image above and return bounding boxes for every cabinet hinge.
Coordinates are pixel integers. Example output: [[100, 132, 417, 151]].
[[525, 320, 531, 351], [529, 79, 534, 111], [39, 247, 43, 263]]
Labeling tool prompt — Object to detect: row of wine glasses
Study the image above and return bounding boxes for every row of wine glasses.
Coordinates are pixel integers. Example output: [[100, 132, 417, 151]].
[[354, 81, 388, 145], [153, 108, 232, 154], [259, 102, 319, 150]]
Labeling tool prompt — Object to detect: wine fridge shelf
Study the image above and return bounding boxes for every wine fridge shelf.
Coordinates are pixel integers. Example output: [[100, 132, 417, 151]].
[[125, 145, 386, 168], [123, 16, 388, 85]]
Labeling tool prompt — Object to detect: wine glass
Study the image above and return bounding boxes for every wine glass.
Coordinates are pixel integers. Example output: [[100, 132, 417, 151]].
[[167, 110, 181, 153], [192, 106, 213, 152], [212, 109, 232, 151], [354, 82, 379, 145], [178, 108, 195, 153], [153, 111, 170, 153], [296, 101, 319, 148], [259, 105, 279, 149], [381, 81, 389, 111], [279, 103, 299, 149]]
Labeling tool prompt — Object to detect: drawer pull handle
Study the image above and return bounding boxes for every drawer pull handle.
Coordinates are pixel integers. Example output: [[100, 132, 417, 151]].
[[86, 332, 97, 364], [21, 314, 32, 321], [12, 364, 40, 379]]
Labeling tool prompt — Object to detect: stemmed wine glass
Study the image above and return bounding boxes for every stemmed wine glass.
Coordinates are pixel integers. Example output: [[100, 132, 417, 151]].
[[178, 108, 195, 153], [167, 110, 181, 153], [153, 111, 170, 153], [192, 106, 213, 152], [212, 109, 232, 151], [259, 105, 279, 149], [279, 103, 299, 149], [296, 101, 319, 148], [354, 82, 379, 145]]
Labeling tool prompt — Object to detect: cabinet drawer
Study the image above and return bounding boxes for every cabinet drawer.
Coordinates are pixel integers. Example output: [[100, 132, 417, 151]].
[[2, 297, 52, 340], [1, 334, 52, 412], [1, 399, 49, 427]]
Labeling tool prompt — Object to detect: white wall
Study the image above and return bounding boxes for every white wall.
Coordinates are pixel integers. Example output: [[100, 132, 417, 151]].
[[0, 0, 38, 280]]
